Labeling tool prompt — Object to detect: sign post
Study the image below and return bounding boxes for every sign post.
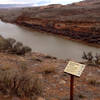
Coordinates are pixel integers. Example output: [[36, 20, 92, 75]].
[[70, 75, 74, 100], [64, 61, 85, 100]]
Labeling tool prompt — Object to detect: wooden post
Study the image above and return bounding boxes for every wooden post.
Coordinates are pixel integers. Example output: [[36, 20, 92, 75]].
[[70, 75, 74, 100]]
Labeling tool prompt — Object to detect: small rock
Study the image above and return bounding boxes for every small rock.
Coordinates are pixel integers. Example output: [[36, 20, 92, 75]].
[[52, 84, 56, 87], [60, 88, 64, 91], [53, 75, 59, 78], [59, 80, 66, 84], [4, 95, 10, 98], [12, 97, 21, 100], [34, 64, 39, 66], [97, 69, 100, 73], [37, 97, 45, 100], [38, 74, 43, 79], [50, 98, 59, 100], [87, 72, 92, 77], [47, 87, 50, 90]]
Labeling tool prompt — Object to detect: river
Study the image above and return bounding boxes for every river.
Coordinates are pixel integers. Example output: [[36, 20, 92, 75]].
[[0, 20, 100, 61]]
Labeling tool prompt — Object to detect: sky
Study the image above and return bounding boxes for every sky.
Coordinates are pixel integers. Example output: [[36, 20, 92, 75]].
[[0, 0, 84, 6]]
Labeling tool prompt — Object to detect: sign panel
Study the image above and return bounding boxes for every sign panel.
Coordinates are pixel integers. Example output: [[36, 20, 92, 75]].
[[64, 61, 85, 77]]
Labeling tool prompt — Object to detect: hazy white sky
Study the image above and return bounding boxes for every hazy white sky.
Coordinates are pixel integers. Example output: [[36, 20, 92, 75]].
[[0, 0, 84, 5]]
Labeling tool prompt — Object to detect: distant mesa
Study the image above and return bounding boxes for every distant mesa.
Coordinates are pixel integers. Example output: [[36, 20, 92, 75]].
[[0, 4, 33, 8], [73, 0, 100, 6], [40, 4, 62, 9]]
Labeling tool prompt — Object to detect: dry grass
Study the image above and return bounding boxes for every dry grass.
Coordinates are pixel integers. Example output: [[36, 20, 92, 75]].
[[0, 35, 10, 51], [0, 63, 21, 94], [16, 71, 43, 99], [18, 61, 28, 72], [0, 62, 43, 99], [39, 62, 56, 74]]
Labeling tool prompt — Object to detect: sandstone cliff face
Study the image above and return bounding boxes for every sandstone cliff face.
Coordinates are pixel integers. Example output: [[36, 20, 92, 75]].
[[0, 0, 100, 46], [75, 0, 100, 6], [15, 0, 100, 47], [17, 16, 100, 47]]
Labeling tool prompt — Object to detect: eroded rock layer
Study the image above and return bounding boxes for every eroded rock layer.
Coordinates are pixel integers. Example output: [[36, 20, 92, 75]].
[[17, 17, 100, 47]]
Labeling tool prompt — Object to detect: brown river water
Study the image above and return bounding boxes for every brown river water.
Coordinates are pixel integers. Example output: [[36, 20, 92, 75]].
[[0, 21, 100, 61]]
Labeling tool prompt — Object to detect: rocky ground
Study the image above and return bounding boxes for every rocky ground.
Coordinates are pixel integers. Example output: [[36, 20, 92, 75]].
[[0, 52, 100, 100]]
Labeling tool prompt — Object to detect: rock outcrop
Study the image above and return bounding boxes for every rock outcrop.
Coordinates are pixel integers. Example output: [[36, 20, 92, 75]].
[[0, 0, 100, 47], [17, 17, 100, 47], [15, 0, 100, 47]]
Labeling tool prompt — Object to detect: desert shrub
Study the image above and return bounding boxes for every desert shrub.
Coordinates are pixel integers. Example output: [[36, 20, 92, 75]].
[[21, 46, 32, 55], [39, 63, 56, 74], [89, 80, 96, 86], [88, 79, 100, 86], [31, 56, 43, 62], [82, 52, 100, 66], [0, 35, 10, 51], [78, 94, 85, 98], [12, 42, 25, 55], [16, 72, 43, 99], [44, 55, 57, 59], [0, 63, 21, 95], [0, 35, 32, 55], [10, 41, 32, 55], [7, 38, 16, 47], [12, 42, 23, 54], [82, 52, 93, 62], [91, 26, 100, 32], [44, 55, 53, 59], [34, 58, 42, 62], [95, 53, 100, 65], [19, 61, 28, 72], [0, 63, 43, 99], [82, 52, 88, 60]]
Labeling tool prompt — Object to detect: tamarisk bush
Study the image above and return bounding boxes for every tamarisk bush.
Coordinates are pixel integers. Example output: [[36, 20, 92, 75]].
[[82, 52, 100, 66], [7, 38, 32, 55]]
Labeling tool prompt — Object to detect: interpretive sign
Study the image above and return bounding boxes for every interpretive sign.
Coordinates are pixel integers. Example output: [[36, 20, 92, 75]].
[[64, 61, 86, 100], [64, 61, 85, 77]]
